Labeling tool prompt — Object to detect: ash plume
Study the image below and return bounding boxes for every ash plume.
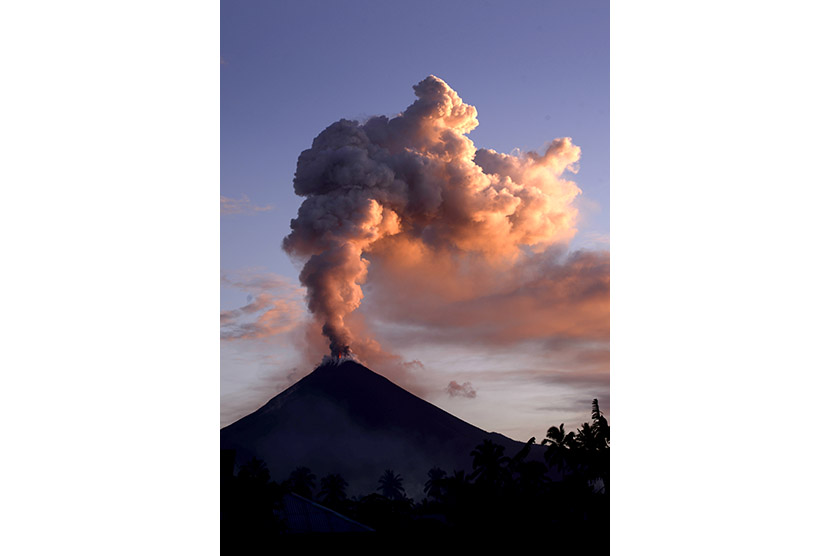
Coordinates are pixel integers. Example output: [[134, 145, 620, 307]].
[[283, 76, 582, 358]]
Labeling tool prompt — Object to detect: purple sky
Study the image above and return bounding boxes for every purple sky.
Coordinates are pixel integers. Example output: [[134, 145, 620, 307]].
[[221, 0, 610, 441]]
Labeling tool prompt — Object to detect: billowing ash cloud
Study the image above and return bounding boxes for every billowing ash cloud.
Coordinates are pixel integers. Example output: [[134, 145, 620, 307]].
[[446, 381, 477, 399], [283, 76, 582, 358]]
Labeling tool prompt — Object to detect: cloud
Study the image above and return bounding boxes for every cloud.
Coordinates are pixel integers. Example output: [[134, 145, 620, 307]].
[[446, 381, 477, 398], [221, 269, 302, 293], [221, 194, 273, 215], [360, 247, 609, 348], [490, 366, 609, 391], [221, 293, 304, 340], [283, 75, 584, 357], [220, 271, 306, 341]]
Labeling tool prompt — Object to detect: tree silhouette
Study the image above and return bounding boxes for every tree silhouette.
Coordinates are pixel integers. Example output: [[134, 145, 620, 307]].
[[575, 421, 596, 449], [514, 458, 550, 495], [592, 398, 610, 448], [508, 437, 550, 498], [440, 469, 469, 506], [543, 399, 610, 494], [237, 456, 271, 484], [222, 456, 286, 550], [318, 473, 348, 507], [377, 469, 405, 500], [286, 466, 316, 499], [220, 396, 610, 538], [542, 422, 576, 473], [434, 469, 473, 531], [509, 437, 536, 470], [587, 398, 610, 493], [469, 439, 510, 489], [423, 467, 446, 500]]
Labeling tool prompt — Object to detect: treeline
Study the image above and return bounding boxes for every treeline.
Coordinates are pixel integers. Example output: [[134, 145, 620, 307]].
[[221, 399, 609, 545]]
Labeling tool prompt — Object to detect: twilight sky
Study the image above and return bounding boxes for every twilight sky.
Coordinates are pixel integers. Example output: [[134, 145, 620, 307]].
[[220, 0, 610, 441]]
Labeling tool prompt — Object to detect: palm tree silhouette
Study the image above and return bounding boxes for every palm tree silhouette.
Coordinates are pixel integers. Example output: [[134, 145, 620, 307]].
[[443, 469, 468, 495], [543, 399, 610, 493], [237, 457, 271, 484], [589, 398, 610, 493], [575, 421, 595, 451], [377, 469, 405, 500], [319, 473, 348, 507], [592, 398, 610, 448], [424, 467, 446, 500], [508, 437, 550, 497], [224, 456, 287, 546], [286, 466, 316, 499], [542, 422, 576, 473], [470, 439, 511, 488]]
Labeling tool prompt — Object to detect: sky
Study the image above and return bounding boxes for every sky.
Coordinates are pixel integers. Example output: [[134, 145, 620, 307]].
[[220, 0, 610, 441]]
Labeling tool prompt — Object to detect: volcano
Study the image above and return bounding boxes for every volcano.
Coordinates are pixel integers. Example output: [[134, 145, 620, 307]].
[[220, 360, 553, 496]]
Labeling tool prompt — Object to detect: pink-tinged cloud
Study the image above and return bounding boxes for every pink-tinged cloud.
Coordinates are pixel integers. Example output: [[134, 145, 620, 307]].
[[221, 194, 274, 215], [446, 381, 477, 398], [221, 294, 304, 340], [220, 271, 306, 341], [360, 247, 609, 347], [283, 76, 584, 358]]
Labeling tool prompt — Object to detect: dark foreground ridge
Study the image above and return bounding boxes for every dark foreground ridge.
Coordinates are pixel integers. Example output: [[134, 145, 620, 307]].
[[221, 360, 545, 496]]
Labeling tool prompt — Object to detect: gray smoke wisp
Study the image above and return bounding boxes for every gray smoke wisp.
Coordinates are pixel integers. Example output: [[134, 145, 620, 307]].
[[283, 76, 582, 358]]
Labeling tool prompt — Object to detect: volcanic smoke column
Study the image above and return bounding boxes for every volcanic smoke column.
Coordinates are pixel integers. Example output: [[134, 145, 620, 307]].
[[283, 76, 582, 358]]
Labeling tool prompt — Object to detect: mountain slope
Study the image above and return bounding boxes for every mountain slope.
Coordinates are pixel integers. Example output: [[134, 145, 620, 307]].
[[220, 360, 548, 496]]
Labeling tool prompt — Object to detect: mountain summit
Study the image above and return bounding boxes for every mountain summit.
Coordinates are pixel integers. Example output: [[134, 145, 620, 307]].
[[221, 360, 545, 496]]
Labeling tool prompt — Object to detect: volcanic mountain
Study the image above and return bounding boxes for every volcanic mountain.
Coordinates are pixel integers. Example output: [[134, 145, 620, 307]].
[[220, 360, 553, 497]]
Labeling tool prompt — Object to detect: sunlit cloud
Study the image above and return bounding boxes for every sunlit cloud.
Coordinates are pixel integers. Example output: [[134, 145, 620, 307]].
[[220, 270, 306, 341], [359, 248, 609, 347], [283, 76, 584, 358]]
